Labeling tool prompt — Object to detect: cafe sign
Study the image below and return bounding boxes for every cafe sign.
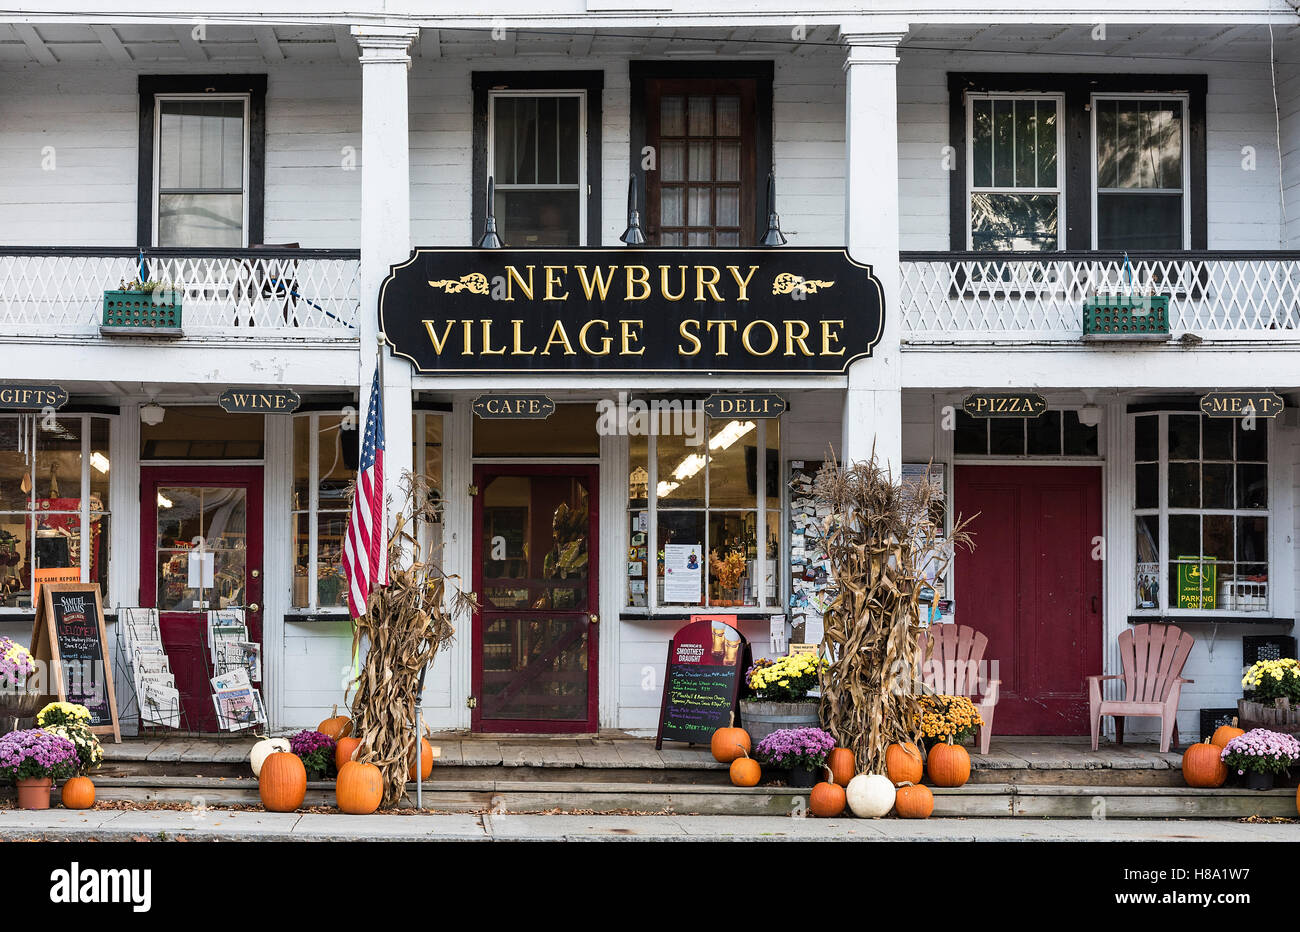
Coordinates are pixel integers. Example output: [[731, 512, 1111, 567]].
[[1199, 391, 1284, 419], [379, 248, 884, 374], [702, 393, 787, 419], [0, 384, 68, 410], [962, 392, 1048, 418], [472, 393, 556, 419], [218, 388, 302, 414]]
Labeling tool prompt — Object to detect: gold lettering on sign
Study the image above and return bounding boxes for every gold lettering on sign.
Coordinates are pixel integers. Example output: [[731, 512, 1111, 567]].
[[511, 320, 537, 356], [726, 266, 759, 301], [660, 266, 688, 302], [481, 320, 507, 356], [544, 266, 569, 301], [423, 320, 456, 355], [625, 266, 651, 301], [783, 320, 813, 356], [678, 320, 702, 356], [505, 266, 535, 301], [821, 320, 845, 356], [741, 320, 780, 356], [574, 265, 617, 301], [578, 319, 612, 356], [542, 320, 576, 356], [621, 320, 645, 356], [695, 266, 723, 302], [706, 320, 739, 356]]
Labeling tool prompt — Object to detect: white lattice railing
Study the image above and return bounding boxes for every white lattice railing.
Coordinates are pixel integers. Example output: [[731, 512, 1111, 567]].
[[899, 252, 1300, 343], [0, 248, 360, 338]]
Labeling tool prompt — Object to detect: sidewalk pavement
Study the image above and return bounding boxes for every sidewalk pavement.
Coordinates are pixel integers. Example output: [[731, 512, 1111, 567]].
[[1, 809, 1296, 841]]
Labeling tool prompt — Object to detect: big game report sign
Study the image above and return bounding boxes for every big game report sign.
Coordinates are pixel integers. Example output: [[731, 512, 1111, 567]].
[[380, 248, 885, 373]]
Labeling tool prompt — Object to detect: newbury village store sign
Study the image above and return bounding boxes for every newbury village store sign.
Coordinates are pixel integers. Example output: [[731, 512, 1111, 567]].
[[379, 248, 885, 374]]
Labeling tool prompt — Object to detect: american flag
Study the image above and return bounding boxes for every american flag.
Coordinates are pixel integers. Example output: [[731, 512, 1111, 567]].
[[343, 370, 388, 618]]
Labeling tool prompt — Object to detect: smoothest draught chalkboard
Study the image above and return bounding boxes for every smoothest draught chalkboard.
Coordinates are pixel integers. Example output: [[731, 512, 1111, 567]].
[[30, 583, 120, 741], [655, 617, 749, 749]]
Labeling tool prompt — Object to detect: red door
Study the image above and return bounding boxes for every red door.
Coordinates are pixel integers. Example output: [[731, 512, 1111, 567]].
[[472, 465, 599, 733], [141, 467, 263, 734], [954, 466, 1102, 734]]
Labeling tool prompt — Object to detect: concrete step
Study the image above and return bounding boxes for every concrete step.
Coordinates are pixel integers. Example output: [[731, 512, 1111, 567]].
[[11, 774, 1295, 819]]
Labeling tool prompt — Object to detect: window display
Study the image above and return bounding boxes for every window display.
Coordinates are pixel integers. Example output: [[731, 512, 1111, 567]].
[[0, 415, 111, 610]]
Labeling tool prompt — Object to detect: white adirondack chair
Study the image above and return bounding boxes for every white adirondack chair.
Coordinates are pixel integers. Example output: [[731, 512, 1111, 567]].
[[1088, 623, 1195, 753], [920, 624, 999, 754]]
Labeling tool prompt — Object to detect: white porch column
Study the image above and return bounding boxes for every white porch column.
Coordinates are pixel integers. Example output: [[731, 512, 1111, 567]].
[[354, 26, 417, 540], [841, 23, 906, 474]]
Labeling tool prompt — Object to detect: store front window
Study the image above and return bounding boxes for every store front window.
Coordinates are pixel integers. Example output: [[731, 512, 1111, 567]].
[[1133, 412, 1269, 614], [291, 410, 444, 612], [0, 414, 111, 610], [626, 416, 780, 611], [954, 409, 1099, 457]]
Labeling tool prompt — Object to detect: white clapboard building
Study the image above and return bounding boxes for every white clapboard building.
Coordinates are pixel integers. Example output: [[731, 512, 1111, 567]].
[[2, 3, 1299, 742]]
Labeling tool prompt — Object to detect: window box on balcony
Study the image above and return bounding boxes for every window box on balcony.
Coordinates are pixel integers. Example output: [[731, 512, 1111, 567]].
[[101, 286, 183, 337], [1082, 294, 1169, 341]]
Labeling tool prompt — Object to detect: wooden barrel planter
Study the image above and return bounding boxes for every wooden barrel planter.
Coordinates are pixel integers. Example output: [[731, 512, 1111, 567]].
[[738, 700, 821, 745], [1237, 697, 1300, 735]]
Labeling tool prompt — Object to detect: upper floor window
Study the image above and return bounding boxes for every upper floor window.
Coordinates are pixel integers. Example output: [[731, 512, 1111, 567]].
[[154, 97, 249, 248], [967, 95, 1062, 251], [1093, 97, 1188, 250], [489, 92, 586, 246]]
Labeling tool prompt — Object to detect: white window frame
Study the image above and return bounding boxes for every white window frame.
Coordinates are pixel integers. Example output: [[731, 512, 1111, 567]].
[[289, 411, 350, 615], [626, 420, 781, 615], [487, 89, 588, 246], [1089, 93, 1191, 251], [0, 413, 113, 615], [965, 92, 1066, 251], [152, 93, 252, 249], [1130, 411, 1273, 617]]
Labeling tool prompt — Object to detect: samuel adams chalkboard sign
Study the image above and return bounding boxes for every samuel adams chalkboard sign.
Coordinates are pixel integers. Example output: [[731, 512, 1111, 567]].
[[30, 583, 120, 741], [655, 617, 750, 750]]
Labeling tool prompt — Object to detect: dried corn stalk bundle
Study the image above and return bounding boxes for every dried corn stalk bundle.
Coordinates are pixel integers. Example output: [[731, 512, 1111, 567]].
[[346, 474, 476, 808], [814, 450, 973, 775]]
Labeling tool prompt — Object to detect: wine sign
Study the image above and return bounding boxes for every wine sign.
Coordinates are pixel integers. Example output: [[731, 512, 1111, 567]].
[[30, 583, 120, 740], [655, 617, 749, 749]]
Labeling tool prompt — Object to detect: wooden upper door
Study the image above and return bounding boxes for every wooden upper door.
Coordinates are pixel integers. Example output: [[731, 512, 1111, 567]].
[[472, 465, 599, 733], [644, 77, 758, 246], [954, 466, 1103, 735], [140, 466, 263, 733]]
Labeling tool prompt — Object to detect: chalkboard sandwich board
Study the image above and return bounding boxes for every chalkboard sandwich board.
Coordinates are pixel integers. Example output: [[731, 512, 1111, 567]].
[[29, 582, 120, 741], [655, 617, 749, 750]]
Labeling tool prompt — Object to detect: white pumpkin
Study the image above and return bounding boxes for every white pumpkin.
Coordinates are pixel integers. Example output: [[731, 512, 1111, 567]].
[[250, 737, 290, 776], [846, 773, 896, 818]]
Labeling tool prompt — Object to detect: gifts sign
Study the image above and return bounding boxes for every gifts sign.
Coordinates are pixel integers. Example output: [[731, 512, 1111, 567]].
[[655, 617, 749, 749], [30, 583, 120, 740]]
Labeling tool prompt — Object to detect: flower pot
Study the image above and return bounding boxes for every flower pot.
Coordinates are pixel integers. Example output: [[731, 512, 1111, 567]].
[[739, 700, 820, 746], [786, 767, 819, 788], [16, 776, 52, 810], [1246, 770, 1275, 791]]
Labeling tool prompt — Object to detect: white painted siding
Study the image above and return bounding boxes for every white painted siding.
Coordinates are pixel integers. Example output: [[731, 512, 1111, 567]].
[[1279, 62, 1300, 248]]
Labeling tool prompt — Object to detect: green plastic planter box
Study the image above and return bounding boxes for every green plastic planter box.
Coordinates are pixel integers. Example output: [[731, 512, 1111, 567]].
[[1082, 294, 1170, 340], [101, 288, 183, 334]]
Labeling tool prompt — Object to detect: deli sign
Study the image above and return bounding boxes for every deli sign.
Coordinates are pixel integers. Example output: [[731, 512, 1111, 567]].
[[962, 392, 1048, 418], [379, 248, 885, 373], [1199, 391, 1284, 419]]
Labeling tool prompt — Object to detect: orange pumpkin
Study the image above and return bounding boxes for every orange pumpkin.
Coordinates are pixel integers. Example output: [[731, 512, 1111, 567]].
[[259, 751, 307, 812], [1295, 784, 1300, 819], [827, 747, 856, 787], [729, 748, 761, 787], [60, 776, 95, 810], [1182, 738, 1227, 788], [810, 770, 847, 817], [408, 736, 434, 781], [335, 736, 363, 771], [927, 738, 970, 788], [711, 712, 752, 764], [336, 760, 384, 814], [894, 782, 934, 819], [318, 704, 353, 742], [1211, 717, 1245, 748], [885, 742, 924, 786]]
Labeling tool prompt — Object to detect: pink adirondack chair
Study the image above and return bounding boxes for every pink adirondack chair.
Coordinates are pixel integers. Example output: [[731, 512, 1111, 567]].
[[920, 624, 999, 754], [1088, 624, 1195, 753]]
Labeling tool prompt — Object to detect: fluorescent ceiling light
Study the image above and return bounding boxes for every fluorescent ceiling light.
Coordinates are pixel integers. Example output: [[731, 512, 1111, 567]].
[[672, 453, 707, 482], [708, 420, 756, 451], [90, 452, 110, 474], [156, 493, 173, 509], [656, 480, 680, 498]]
